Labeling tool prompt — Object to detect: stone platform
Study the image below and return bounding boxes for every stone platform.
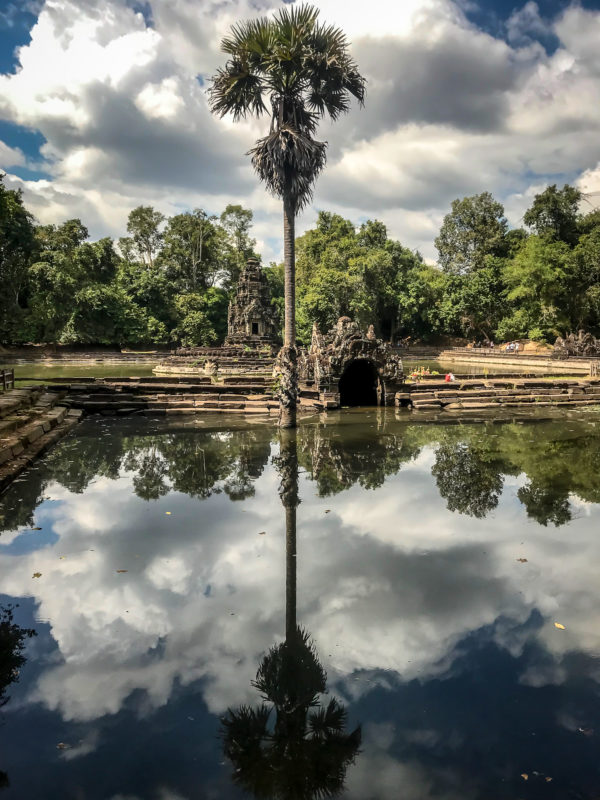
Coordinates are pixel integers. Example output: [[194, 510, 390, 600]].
[[397, 377, 600, 411], [153, 346, 276, 378], [0, 386, 82, 494], [438, 348, 597, 374]]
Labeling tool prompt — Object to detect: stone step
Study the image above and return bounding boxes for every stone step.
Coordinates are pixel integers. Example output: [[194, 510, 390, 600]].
[[0, 411, 81, 493], [0, 387, 43, 419], [222, 376, 270, 385], [0, 405, 68, 466]]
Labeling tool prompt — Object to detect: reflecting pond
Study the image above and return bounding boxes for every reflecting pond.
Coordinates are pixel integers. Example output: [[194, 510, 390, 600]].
[[2, 409, 600, 799], [0, 363, 158, 382]]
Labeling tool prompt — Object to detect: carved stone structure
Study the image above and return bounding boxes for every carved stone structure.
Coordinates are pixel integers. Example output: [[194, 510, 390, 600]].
[[225, 258, 279, 347], [554, 330, 600, 358], [298, 317, 404, 407]]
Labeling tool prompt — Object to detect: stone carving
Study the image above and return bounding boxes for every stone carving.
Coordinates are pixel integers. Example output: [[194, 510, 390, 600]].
[[554, 330, 600, 357], [299, 317, 404, 406], [225, 257, 279, 346]]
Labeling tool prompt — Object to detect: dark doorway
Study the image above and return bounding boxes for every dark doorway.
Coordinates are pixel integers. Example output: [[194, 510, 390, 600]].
[[251, 322, 259, 335], [339, 359, 380, 406]]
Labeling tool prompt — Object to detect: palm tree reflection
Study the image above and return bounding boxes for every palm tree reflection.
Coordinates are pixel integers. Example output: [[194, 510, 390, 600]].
[[221, 431, 361, 798]]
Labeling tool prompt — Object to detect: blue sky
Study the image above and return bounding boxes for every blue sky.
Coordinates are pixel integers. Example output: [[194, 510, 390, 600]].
[[1, 0, 600, 262]]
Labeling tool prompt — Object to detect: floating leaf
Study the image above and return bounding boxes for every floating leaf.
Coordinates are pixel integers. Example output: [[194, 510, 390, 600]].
[[554, 622, 566, 630], [56, 742, 69, 750], [258, 531, 266, 535], [516, 558, 528, 563], [32, 572, 42, 578], [546, 777, 553, 782], [325, 509, 331, 514], [30, 527, 42, 531], [116, 569, 128, 573], [521, 774, 528, 781], [165, 511, 172, 515]]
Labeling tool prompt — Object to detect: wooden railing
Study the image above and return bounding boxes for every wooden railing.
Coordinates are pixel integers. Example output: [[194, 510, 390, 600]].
[[0, 368, 15, 391]]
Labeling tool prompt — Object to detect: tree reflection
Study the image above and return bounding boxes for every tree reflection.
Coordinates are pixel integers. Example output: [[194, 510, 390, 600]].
[[431, 440, 504, 518], [221, 431, 361, 798], [5, 417, 600, 535], [0, 605, 36, 791], [298, 422, 421, 496], [517, 481, 572, 527]]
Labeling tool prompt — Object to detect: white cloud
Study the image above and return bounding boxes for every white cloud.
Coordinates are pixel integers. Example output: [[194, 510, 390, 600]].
[[0, 139, 25, 168], [1, 0, 600, 261]]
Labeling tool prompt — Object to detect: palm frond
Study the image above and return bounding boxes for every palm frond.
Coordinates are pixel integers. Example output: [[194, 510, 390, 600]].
[[221, 17, 273, 61], [308, 697, 348, 737], [249, 125, 327, 213], [208, 62, 266, 120], [221, 703, 271, 756], [208, 2, 365, 214], [252, 626, 327, 710]]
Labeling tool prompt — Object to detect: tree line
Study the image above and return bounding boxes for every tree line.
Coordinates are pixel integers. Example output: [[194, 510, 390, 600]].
[[294, 184, 600, 345], [0, 176, 262, 347], [1, 175, 599, 348]]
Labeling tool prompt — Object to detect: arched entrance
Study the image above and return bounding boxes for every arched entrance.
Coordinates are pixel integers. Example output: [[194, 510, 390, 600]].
[[338, 359, 380, 406]]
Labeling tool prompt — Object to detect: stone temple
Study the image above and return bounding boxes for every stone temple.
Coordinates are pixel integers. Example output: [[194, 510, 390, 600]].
[[298, 317, 404, 407], [225, 258, 279, 347]]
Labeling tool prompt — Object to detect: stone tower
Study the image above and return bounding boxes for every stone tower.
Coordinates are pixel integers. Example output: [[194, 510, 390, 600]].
[[225, 258, 279, 346]]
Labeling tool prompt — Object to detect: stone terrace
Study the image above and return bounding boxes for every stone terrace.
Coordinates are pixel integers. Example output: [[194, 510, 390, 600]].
[[397, 377, 600, 411], [0, 386, 82, 493]]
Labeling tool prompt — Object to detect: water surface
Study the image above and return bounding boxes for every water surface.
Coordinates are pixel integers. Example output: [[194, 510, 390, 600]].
[[1, 410, 600, 799]]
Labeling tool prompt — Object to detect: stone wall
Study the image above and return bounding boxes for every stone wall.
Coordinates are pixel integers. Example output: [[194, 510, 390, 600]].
[[397, 377, 600, 412], [299, 317, 404, 407]]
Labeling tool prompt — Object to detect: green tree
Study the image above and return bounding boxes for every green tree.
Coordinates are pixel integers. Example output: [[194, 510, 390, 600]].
[[500, 235, 573, 341], [523, 184, 581, 245], [160, 209, 217, 291], [124, 205, 165, 268], [209, 4, 365, 427], [569, 227, 600, 333], [27, 220, 92, 341], [0, 175, 36, 340], [171, 292, 222, 347], [435, 192, 508, 273], [219, 203, 256, 288], [295, 212, 423, 343]]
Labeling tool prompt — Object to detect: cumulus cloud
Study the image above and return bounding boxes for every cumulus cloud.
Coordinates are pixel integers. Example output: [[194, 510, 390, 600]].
[[1, 0, 600, 261], [0, 139, 25, 168]]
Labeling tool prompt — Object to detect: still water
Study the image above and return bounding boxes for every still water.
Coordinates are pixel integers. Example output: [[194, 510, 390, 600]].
[[0, 363, 158, 382], [2, 360, 561, 384], [1, 410, 600, 799]]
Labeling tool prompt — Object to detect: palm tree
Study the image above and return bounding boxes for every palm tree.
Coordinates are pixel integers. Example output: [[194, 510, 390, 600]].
[[209, 4, 365, 427]]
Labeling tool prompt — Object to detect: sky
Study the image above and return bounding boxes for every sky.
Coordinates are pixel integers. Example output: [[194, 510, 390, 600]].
[[1, 0, 600, 263]]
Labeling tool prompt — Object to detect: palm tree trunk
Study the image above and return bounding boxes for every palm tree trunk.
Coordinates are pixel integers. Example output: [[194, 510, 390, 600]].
[[278, 196, 298, 428]]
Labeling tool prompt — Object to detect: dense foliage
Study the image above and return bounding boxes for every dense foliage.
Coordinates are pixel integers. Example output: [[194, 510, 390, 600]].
[[1, 175, 599, 347], [0, 176, 262, 347], [295, 184, 600, 345]]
